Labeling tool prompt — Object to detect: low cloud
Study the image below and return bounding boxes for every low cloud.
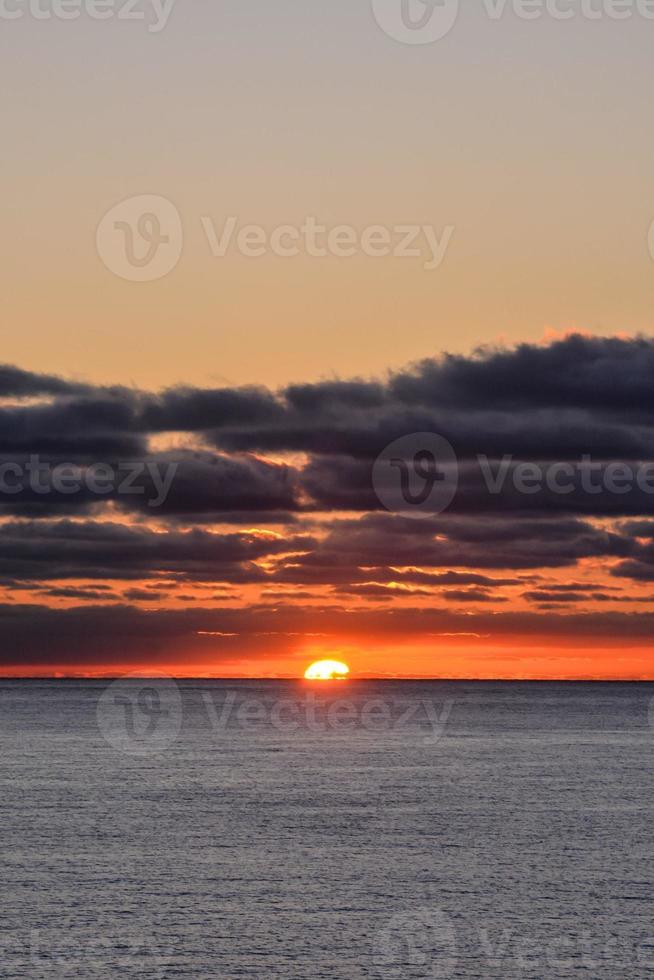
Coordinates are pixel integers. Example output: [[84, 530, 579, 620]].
[[1, 335, 654, 670]]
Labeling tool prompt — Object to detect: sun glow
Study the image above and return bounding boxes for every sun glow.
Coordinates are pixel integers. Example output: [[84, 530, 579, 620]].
[[303, 659, 350, 681]]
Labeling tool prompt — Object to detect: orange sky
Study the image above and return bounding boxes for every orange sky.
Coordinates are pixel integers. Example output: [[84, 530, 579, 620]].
[[3, 10, 654, 678]]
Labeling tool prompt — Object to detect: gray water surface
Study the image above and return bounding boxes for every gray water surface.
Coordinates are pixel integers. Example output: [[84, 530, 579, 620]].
[[1, 680, 653, 978]]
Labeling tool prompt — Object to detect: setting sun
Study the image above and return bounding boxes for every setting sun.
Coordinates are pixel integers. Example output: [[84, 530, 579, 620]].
[[304, 660, 350, 681]]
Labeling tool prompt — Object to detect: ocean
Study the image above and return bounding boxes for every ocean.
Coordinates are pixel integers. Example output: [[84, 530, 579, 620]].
[[1, 679, 653, 978]]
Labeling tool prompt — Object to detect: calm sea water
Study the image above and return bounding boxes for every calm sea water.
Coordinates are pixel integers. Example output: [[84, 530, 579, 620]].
[[1, 680, 654, 978]]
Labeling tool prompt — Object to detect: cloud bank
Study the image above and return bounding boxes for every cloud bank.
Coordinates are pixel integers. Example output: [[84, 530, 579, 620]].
[[1, 334, 654, 675]]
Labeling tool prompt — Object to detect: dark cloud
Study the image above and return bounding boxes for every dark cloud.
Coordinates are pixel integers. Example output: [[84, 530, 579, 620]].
[[141, 385, 282, 432], [0, 365, 90, 398], [2, 602, 654, 670], [612, 561, 654, 582], [2, 336, 654, 517], [524, 591, 594, 604], [37, 586, 117, 600], [389, 334, 654, 415], [3, 335, 654, 462], [302, 455, 654, 516], [0, 520, 314, 584], [442, 589, 506, 603], [123, 451, 299, 518], [277, 513, 630, 575], [1, 337, 654, 670], [0, 397, 144, 455]]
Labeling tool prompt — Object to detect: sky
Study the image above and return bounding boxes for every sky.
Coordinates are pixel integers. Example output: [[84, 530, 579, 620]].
[[2, 335, 654, 679], [3, 2, 654, 388], [1, 2, 654, 676]]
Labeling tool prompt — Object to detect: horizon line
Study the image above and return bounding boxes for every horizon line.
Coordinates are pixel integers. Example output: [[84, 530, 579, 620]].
[[2, 675, 654, 683]]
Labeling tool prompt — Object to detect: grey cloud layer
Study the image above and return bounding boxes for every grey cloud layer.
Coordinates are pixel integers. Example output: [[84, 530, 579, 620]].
[[2, 335, 654, 669], [2, 334, 654, 459]]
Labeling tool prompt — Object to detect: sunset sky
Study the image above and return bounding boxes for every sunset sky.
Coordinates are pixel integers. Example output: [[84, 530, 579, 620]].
[[1, 335, 654, 679], [2, 3, 654, 676]]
